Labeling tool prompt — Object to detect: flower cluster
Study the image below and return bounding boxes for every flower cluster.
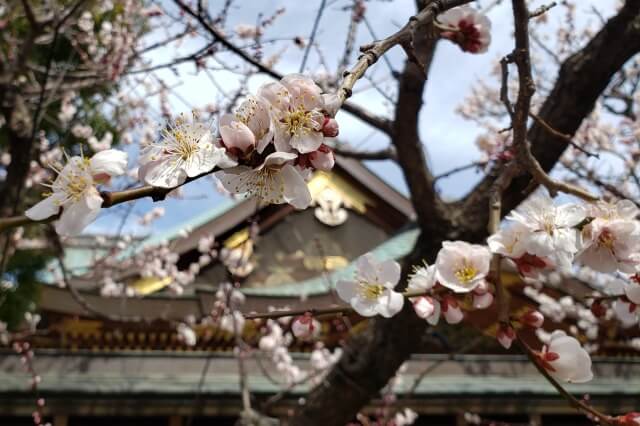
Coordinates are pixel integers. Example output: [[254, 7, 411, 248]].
[[489, 194, 640, 278], [27, 73, 340, 236], [215, 74, 339, 210]]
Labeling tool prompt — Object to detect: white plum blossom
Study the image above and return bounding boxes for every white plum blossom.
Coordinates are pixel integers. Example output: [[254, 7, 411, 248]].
[[578, 200, 640, 273], [506, 192, 586, 270], [407, 264, 436, 293], [58, 92, 77, 126], [539, 330, 593, 383], [435, 241, 491, 293], [219, 311, 246, 335], [139, 116, 236, 188], [25, 149, 128, 236], [259, 74, 328, 153], [438, 6, 492, 54], [625, 278, 640, 305], [488, 221, 554, 278], [336, 254, 404, 318], [216, 151, 312, 209], [177, 323, 197, 347], [393, 408, 418, 426], [235, 24, 262, 39]]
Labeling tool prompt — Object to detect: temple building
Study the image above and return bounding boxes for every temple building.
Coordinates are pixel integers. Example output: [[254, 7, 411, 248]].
[[1, 157, 639, 426]]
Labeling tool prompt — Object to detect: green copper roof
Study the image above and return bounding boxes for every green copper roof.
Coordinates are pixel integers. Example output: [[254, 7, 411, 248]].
[[39, 199, 240, 284], [0, 371, 636, 397], [242, 228, 420, 297]]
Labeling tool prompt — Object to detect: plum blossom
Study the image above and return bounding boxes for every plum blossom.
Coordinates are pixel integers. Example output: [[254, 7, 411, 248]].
[[139, 116, 236, 188], [393, 408, 418, 426], [488, 221, 554, 278], [506, 192, 586, 270], [259, 74, 328, 153], [435, 241, 491, 293], [538, 330, 593, 383], [25, 149, 127, 236], [291, 313, 320, 340], [336, 254, 404, 318], [216, 151, 312, 209], [220, 95, 273, 155], [438, 6, 491, 54], [578, 200, 640, 273], [58, 92, 77, 126], [177, 323, 197, 347], [407, 264, 436, 293]]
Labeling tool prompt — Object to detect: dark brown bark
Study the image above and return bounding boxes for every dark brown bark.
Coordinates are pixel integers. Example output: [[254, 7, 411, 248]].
[[288, 2, 640, 425], [459, 0, 640, 240], [288, 3, 449, 426], [0, 95, 34, 218]]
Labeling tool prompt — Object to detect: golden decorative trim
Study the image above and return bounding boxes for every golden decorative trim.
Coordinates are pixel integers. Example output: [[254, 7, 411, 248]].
[[308, 171, 373, 214]]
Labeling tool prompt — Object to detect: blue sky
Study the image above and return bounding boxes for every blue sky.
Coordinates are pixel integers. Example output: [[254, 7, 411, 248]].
[[88, 0, 617, 236]]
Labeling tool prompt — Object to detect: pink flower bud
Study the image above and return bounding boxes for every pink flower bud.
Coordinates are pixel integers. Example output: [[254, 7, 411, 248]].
[[441, 296, 463, 324], [309, 144, 335, 171], [521, 310, 544, 328], [413, 296, 436, 319], [321, 117, 339, 138], [472, 292, 494, 309], [617, 412, 640, 426], [219, 115, 256, 156], [291, 313, 318, 340], [497, 324, 515, 349]]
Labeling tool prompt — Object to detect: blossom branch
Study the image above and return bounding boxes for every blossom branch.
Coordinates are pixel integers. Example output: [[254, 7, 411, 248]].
[[515, 334, 614, 425], [244, 289, 432, 320], [0, 0, 472, 235], [509, 0, 598, 202], [335, 0, 473, 105]]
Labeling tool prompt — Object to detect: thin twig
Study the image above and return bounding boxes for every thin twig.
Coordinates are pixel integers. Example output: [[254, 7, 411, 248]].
[[299, 0, 327, 73]]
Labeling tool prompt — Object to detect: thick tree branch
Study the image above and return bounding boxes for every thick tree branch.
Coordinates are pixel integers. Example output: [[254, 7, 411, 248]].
[[460, 0, 640, 240]]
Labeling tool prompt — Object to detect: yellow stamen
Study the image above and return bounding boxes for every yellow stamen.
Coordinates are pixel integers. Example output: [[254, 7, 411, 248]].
[[455, 262, 477, 284], [358, 281, 385, 300]]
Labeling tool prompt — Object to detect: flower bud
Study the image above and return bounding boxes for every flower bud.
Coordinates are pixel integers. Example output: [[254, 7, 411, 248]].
[[497, 324, 515, 349], [472, 292, 494, 309], [321, 117, 339, 138], [590, 299, 607, 318], [309, 144, 335, 171], [521, 310, 544, 328], [413, 296, 436, 319], [441, 296, 463, 324], [291, 313, 319, 340], [219, 115, 256, 156]]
